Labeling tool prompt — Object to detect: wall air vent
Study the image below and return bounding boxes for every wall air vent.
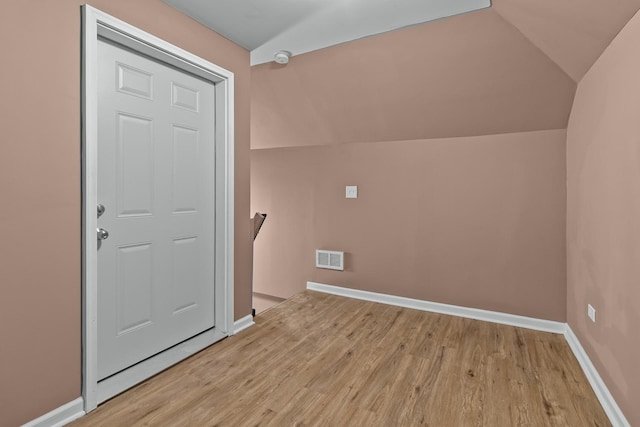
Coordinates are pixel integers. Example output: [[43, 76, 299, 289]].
[[316, 250, 344, 271]]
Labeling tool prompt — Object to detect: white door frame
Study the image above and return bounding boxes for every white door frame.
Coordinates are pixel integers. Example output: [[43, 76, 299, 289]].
[[81, 5, 234, 412]]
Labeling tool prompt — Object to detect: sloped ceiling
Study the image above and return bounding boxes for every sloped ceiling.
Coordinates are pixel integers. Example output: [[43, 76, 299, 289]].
[[162, 0, 490, 65], [249, 2, 640, 149], [493, 0, 640, 82], [161, 1, 640, 147], [164, 0, 640, 82], [251, 8, 576, 149]]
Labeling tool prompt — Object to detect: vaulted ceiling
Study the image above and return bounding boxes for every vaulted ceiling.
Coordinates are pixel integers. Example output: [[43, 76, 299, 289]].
[[251, 8, 576, 149], [165, 0, 640, 82], [163, 0, 491, 65], [492, 0, 640, 82], [164, 0, 640, 148]]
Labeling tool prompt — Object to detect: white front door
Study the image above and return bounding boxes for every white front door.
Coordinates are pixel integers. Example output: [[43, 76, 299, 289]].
[[97, 39, 216, 380]]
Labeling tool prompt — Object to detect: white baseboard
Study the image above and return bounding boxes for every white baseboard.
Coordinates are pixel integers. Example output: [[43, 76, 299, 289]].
[[564, 326, 630, 427], [307, 281, 566, 334], [21, 397, 84, 427], [307, 281, 629, 426], [233, 314, 255, 334]]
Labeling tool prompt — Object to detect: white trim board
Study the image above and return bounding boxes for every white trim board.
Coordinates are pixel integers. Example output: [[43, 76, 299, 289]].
[[233, 314, 255, 334], [21, 398, 84, 427], [306, 281, 630, 427], [82, 5, 235, 413], [564, 326, 630, 427], [306, 281, 565, 333]]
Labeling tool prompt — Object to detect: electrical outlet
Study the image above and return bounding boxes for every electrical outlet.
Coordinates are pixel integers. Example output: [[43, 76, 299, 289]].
[[345, 186, 358, 199], [587, 304, 596, 323]]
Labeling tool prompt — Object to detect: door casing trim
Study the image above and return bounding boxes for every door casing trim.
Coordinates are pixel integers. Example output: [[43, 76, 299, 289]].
[[81, 5, 235, 412]]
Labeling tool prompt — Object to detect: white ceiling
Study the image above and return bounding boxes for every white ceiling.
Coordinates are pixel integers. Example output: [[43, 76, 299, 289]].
[[162, 0, 491, 65]]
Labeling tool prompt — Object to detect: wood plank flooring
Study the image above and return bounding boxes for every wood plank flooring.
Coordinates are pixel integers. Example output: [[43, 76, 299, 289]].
[[71, 291, 610, 426]]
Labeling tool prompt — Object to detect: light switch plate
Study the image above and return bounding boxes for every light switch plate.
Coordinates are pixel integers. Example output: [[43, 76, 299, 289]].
[[587, 304, 596, 322], [346, 186, 358, 199]]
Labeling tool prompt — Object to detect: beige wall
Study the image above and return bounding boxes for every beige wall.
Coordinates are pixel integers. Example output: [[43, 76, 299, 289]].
[[251, 8, 569, 323], [251, 8, 575, 150], [0, 1, 250, 426], [252, 130, 567, 321], [566, 8, 640, 426]]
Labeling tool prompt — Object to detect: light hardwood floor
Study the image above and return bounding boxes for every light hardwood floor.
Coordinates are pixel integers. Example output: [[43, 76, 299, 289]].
[[71, 291, 610, 426]]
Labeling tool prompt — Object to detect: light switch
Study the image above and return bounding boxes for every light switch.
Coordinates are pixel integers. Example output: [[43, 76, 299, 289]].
[[345, 186, 358, 199]]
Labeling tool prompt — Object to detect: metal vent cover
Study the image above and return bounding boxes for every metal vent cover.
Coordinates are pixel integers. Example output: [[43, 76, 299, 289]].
[[316, 250, 344, 271]]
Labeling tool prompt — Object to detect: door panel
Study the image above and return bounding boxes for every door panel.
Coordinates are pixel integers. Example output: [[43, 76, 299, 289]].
[[117, 113, 154, 217], [171, 125, 200, 213], [171, 82, 199, 112], [116, 243, 153, 334], [117, 63, 153, 99], [97, 39, 216, 380], [171, 236, 200, 314]]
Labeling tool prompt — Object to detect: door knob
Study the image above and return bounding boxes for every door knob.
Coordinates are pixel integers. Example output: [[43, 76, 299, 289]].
[[97, 204, 105, 218], [97, 228, 109, 241]]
